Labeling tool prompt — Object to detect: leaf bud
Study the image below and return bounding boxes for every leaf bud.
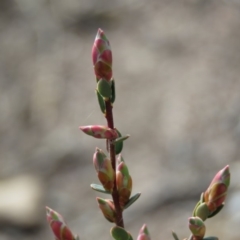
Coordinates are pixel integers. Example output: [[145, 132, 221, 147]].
[[204, 165, 230, 212], [93, 148, 114, 192], [189, 217, 206, 239], [96, 197, 116, 223], [137, 224, 151, 240], [46, 207, 76, 240], [79, 125, 118, 140], [116, 161, 132, 208], [92, 29, 112, 81]]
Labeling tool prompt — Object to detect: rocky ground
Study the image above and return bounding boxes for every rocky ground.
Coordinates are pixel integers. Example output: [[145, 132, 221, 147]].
[[0, 0, 240, 239]]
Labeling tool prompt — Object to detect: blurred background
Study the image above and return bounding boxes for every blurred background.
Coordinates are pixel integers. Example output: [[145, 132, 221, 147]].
[[0, 0, 240, 239]]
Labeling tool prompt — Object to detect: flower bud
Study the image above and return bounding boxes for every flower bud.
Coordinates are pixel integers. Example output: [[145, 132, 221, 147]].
[[208, 165, 230, 188], [46, 207, 76, 240], [93, 148, 114, 192], [204, 165, 230, 212], [189, 217, 206, 239], [92, 29, 112, 81], [79, 125, 118, 140], [137, 224, 151, 240], [116, 161, 132, 208], [96, 197, 116, 223]]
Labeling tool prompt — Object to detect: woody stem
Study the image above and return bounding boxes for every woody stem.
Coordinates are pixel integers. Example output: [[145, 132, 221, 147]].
[[105, 99, 124, 228]]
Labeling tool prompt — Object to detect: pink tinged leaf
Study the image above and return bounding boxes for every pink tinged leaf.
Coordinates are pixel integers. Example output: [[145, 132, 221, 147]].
[[205, 183, 227, 211], [116, 162, 132, 207], [92, 29, 112, 81], [137, 224, 151, 240], [97, 197, 116, 223], [188, 217, 206, 238], [204, 166, 230, 212], [94, 61, 112, 81], [208, 165, 230, 189], [79, 125, 117, 140], [93, 148, 114, 192], [98, 171, 114, 192], [46, 207, 75, 240], [50, 221, 74, 240], [46, 207, 65, 224], [93, 148, 106, 172]]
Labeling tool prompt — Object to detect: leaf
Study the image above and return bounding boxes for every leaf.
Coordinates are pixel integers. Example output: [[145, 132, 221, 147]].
[[194, 202, 210, 221], [110, 79, 116, 103], [110, 226, 131, 240], [203, 237, 219, 240], [192, 200, 201, 217], [114, 135, 130, 144], [172, 230, 180, 240], [97, 79, 111, 98], [115, 129, 123, 155], [90, 183, 111, 194], [193, 192, 204, 217], [127, 233, 133, 240], [96, 90, 106, 114], [124, 193, 141, 210], [208, 204, 224, 218]]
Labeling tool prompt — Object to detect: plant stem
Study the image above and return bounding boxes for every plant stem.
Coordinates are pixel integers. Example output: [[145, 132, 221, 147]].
[[105, 99, 124, 228]]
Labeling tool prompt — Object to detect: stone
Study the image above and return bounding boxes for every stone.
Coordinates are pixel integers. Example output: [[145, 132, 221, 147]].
[[0, 175, 44, 228]]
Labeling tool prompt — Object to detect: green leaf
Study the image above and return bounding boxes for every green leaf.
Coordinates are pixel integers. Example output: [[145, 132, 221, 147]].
[[114, 135, 130, 144], [193, 193, 205, 217], [90, 183, 111, 194], [203, 237, 219, 240], [110, 226, 130, 240], [110, 79, 116, 103], [195, 202, 210, 221], [97, 79, 112, 98], [124, 193, 141, 210], [172, 230, 180, 240], [96, 90, 106, 114], [192, 200, 201, 217], [127, 233, 133, 240], [115, 129, 123, 155], [208, 204, 224, 218]]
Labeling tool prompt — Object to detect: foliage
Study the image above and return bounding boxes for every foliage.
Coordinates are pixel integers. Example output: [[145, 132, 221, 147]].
[[46, 29, 231, 240]]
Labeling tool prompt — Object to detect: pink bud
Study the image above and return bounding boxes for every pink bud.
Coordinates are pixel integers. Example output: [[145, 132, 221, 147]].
[[92, 29, 112, 81], [137, 224, 151, 240], [96, 198, 116, 223], [189, 217, 206, 238], [93, 148, 114, 192], [46, 207, 75, 240], [116, 162, 132, 208], [204, 165, 230, 212], [208, 165, 230, 188], [205, 183, 228, 212], [79, 125, 118, 140]]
